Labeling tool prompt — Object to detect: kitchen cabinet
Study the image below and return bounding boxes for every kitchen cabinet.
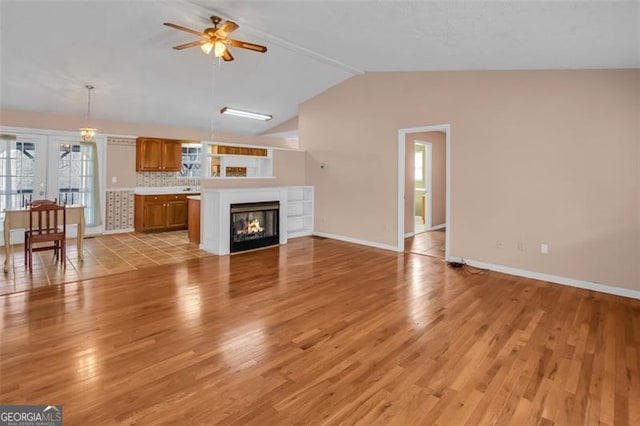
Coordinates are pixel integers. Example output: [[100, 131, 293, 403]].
[[187, 197, 201, 244], [165, 198, 188, 229], [134, 194, 188, 232], [136, 137, 183, 172]]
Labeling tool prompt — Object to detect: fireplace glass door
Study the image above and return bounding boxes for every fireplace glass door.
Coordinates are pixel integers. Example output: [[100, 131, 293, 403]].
[[230, 201, 279, 252]]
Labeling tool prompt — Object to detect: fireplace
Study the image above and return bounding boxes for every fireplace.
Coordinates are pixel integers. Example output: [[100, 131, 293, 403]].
[[230, 201, 280, 253]]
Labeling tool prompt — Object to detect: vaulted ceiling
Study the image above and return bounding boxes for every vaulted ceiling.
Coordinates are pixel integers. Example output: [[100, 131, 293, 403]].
[[1, 1, 637, 136]]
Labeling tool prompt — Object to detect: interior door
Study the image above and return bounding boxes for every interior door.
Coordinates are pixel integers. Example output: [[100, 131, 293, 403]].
[[414, 143, 426, 221]]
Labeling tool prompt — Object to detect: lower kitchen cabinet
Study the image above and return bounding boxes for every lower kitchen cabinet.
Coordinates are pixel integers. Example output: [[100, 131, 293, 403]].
[[135, 194, 189, 232], [187, 197, 201, 244]]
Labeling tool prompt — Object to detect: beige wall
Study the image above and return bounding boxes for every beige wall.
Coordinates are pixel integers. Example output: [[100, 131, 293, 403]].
[[106, 141, 305, 190], [106, 139, 137, 189], [261, 116, 298, 136], [300, 69, 640, 291], [201, 149, 306, 189], [1, 110, 307, 190], [1, 111, 307, 232], [0, 109, 297, 149]]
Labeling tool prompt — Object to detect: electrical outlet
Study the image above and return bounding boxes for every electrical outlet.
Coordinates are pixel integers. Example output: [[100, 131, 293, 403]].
[[541, 243, 549, 254], [111, 176, 117, 184], [496, 240, 504, 249], [517, 241, 526, 251]]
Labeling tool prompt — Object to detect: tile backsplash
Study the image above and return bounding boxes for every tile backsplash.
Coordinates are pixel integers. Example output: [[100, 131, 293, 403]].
[[136, 172, 199, 188], [106, 190, 135, 231], [105, 137, 200, 234]]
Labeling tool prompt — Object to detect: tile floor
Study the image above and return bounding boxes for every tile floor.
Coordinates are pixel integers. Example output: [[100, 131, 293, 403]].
[[405, 228, 446, 259], [0, 231, 212, 296]]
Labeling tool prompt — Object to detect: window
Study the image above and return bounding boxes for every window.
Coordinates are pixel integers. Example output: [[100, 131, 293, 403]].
[[180, 143, 201, 178], [414, 151, 423, 182], [0, 131, 103, 232], [0, 136, 39, 217], [0, 140, 35, 210], [57, 142, 100, 226]]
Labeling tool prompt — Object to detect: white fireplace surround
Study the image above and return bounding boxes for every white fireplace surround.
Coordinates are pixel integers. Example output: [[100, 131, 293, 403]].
[[201, 187, 289, 255]]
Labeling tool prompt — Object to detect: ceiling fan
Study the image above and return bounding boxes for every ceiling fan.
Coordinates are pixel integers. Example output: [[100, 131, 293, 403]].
[[163, 16, 267, 62]]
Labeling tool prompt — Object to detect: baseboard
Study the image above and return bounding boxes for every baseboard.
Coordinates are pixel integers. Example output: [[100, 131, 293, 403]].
[[102, 228, 135, 235], [313, 232, 398, 252], [288, 230, 314, 239], [430, 224, 446, 231], [404, 232, 415, 238], [447, 256, 640, 300]]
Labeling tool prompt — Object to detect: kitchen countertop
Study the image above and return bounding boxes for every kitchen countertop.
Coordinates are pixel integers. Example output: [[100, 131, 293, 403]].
[[187, 195, 201, 201], [134, 186, 201, 195]]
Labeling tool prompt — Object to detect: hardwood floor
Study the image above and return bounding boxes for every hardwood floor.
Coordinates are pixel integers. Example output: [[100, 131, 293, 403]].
[[1, 236, 639, 425], [405, 228, 446, 259]]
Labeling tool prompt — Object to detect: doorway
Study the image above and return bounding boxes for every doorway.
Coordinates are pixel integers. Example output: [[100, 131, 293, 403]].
[[397, 125, 450, 260], [0, 129, 106, 243], [413, 141, 431, 234]]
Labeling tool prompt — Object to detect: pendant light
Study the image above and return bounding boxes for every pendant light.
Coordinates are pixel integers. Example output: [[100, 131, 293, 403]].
[[80, 84, 97, 142]]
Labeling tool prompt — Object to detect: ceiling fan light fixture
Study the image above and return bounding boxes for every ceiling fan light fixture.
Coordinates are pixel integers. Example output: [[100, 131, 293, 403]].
[[220, 107, 272, 121], [213, 40, 226, 57], [164, 16, 266, 62], [79, 85, 97, 142], [200, 41, 213, 54]]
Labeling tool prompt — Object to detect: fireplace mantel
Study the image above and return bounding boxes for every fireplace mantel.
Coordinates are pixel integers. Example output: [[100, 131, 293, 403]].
[[201, 187, 289, 255]]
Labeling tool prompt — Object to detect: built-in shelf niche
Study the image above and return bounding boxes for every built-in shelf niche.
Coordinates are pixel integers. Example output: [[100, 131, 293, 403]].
[[203, 142, 273, 179], [286, 186, 314, 238]]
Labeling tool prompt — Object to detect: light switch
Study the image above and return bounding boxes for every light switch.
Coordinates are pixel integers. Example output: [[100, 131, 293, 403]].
[[541, 243, 549, 254], [111, 176, 117, 184]]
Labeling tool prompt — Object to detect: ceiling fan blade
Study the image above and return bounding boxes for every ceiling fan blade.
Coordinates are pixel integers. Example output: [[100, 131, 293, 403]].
[[173, 39, 209, 50], [163, 22, 208, 39], [222, 49, 234, 62], [214, 20, 239, 38], [227, 39, 267, 53]]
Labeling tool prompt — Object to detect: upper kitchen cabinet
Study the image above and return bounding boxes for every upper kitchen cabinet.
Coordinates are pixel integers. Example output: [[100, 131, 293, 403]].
[[136, 137, 183, 172]]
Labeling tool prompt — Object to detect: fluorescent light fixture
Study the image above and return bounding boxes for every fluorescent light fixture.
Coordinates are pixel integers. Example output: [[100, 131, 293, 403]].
[[220, 107, 272, 121]]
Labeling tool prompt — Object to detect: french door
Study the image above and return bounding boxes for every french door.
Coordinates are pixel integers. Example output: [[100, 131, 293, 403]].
[[0, 131, 104, 236]]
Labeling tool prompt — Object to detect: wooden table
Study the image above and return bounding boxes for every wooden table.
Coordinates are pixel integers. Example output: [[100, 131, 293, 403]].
[[3, 205, 85, 272]]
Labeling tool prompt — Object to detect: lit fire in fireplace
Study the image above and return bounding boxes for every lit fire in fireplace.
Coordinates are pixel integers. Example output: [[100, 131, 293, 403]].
[[230, 201, 279, 252], [237, 218, 264, 236]]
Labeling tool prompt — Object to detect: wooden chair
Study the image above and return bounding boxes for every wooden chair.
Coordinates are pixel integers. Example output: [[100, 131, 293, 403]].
[[24, 199, 66, 271]]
